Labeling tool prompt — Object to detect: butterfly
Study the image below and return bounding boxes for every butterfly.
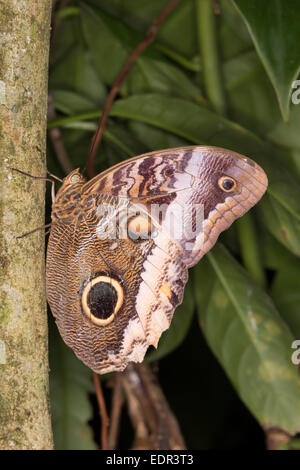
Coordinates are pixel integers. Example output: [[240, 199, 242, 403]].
[[46, 146, 268, 374]]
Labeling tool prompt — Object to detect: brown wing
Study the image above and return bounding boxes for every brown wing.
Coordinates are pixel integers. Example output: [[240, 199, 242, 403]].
[[46, 146, 267, 374]]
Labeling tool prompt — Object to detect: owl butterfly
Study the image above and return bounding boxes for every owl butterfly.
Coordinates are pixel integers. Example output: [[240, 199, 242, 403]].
[[46, 146, 268, 374]]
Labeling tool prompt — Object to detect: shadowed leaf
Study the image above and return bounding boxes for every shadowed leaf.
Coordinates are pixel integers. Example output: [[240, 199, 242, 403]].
[[194, 244, 300, 434], [231, 0, 300, 121]]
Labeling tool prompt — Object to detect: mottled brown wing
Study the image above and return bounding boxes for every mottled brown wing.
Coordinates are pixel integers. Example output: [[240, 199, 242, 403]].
[[46, 146, 268, 374], [82, 146, 268, 267]]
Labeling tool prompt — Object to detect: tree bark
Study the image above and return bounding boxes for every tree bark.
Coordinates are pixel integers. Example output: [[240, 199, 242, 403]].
[[0, 0, 53, 449]]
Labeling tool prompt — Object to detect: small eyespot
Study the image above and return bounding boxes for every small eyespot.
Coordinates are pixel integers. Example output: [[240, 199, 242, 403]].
[[127, 214, 153, 241], [218, 176, 237, 192], [81, 276, 123, 326]]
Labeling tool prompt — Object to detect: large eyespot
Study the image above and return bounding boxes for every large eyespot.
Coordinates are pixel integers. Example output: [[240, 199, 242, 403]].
[[218, 176, 237, 192], [81, 276, 123, 326]]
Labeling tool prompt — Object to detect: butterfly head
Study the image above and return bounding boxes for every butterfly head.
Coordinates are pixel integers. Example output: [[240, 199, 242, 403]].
[[57, 168, 85, 193], [51, 169, 86, 221], [64, 168, 86, 185]]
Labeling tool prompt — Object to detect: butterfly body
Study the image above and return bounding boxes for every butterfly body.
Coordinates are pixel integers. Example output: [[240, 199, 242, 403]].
[[46, 146, 268, 374]]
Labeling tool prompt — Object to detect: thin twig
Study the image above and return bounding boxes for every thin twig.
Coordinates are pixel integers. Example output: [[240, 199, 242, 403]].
[[121, 370, 154, 450], [124, 365, 158, 435], [138, 364, 186, 450], [122, 364, 186, 450], [210, 0, 220, 14], [92, 371, 109, 450], [107, 374, 124, 450], [16, 223, 52, 239], [86, 0, 182, 178], [265, 428, 291, 450]]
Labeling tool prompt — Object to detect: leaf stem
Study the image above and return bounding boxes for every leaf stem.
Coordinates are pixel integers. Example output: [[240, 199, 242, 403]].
[[48, 111, 102, 128], [155, 43, 201, 72], [56, 6, 80, 19]]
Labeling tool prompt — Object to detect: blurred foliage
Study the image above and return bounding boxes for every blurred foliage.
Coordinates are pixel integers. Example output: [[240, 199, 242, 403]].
[[48, 0, 300, 449], [49, 319, 97, 450]]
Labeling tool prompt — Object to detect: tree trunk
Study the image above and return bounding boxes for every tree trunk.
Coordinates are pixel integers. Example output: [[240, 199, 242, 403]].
[[0, 0, 53, 449]]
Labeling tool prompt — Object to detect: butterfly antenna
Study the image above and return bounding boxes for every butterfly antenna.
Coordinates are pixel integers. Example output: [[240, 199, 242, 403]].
[[10, 167, 55, 184], [10, 167, 57, 203], [47, 170, 63, 182], [17, 223, 52, 239], [82, 165, 88, 178]]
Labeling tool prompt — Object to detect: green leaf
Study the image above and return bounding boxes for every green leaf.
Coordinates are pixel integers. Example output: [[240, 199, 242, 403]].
[[268, 104, 300, 152], [85, 0, 198, 59], [49, 45, 107, 106], [129, 121, 189, 150], [271, 257, 300, 338], [127, 57, 204, 102], [80, 4, 134, 85], [223, 51, 282, 135], [49, 320, 97, 450], [80, 4, 203, 102], [51, 89, 97, 115], [109, 93, 300, 254], [219, 10, 251, 62], [194, 244, 300, 434], [260, 231, 295, 271], [257, 193, 300, 256], [147, 282, 194, 362], [231, 0, 300, 121], [267, 104, 300, 177], [220, 0, 252, 47], [50, 15, 77, 65]]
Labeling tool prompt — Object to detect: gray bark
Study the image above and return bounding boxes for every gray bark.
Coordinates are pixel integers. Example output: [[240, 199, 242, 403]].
[[0, 0, 53, 449]]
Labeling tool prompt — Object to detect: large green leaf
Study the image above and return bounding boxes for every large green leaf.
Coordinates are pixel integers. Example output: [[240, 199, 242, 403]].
[[271, 257, 300, 339], [49, 46, 106, 106], [220, 0, 252, 46], [126, 57, 204, 102], [260, 231, 295, 271], [49, 320, 97, 450], [80, 4, 133, 86], [80, 3, 202, 102], [194, 244, 300, 434], [109, 93, 300, 254], [129, 120, 189, 151], [268, 104, 300, 153], [51, 89, 97, 115], [85, 0, 198, 59], [223, 51, 282, 135], [257, 193, 300, 256], [267, 104, 300, 177], [231, 0, 300, 121]]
